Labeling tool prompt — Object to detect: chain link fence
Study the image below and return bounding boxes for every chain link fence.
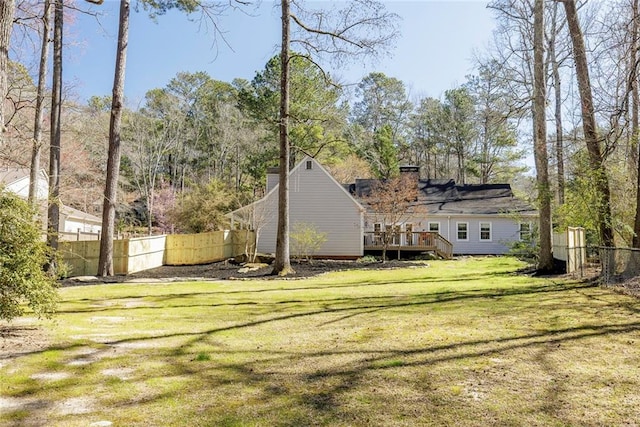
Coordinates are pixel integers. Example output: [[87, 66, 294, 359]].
[[597, 246, 640, 286]]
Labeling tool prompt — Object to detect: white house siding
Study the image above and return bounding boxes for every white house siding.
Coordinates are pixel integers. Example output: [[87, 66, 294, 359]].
[[256, 158, 364, 258], [254, 194, 278, 254], [438, 215, 527, 255], [364, 214, 437, 234], [63, 218, 102, 233], [2, 173, 48, 200]]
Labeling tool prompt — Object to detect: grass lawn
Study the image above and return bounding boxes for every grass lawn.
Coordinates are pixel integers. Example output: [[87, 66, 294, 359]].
[[2, 256, 640, 426]]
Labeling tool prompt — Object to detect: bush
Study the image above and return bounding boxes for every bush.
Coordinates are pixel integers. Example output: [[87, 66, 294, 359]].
[[0, 190, 58, 321], [357, 255, 378, 264], [507, 239, 538, 263], [171, 180, 237, 233], [291, 222, 327, 262]]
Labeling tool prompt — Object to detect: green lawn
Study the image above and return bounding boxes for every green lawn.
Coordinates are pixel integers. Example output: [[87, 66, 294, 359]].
[[2, 257, 640, 426]]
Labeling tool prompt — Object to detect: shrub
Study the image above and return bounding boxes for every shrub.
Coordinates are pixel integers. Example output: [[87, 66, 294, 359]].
[[171, 180, 237, 233], [0, 189, 58, 321], [291, 222, 327, 262], [357, 255, 378, 264]]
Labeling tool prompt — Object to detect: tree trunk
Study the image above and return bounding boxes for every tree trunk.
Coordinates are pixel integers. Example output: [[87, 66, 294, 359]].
[[534, 0, 553, 272], [0, 0, 14, 139], [47, 0, 63, 260], [631, 0, 640, 248], [552, 61, 565, 205], [98, 0, 129, 276], [272, 0, 294, 276], [549, 2, 565, 205], [562, 0, 615, 248], [29, 0, 51, 206], [630, 0, 640, 176]]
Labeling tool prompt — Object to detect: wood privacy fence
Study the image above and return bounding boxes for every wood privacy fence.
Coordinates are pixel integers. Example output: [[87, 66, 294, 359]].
[[552, 227, 586, 273], [59, 230, 255, 277]]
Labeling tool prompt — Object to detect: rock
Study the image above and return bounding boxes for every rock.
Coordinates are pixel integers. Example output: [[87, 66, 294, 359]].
[[238, 263, 269, 273]]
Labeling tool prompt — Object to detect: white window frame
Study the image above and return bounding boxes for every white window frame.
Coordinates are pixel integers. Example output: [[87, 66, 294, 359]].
[[428, 222, 440, 233], [519, 222, 532, 241], [456, 222, 469, 241], [305, 160, 313, 170], [479, 221, 492, 242]]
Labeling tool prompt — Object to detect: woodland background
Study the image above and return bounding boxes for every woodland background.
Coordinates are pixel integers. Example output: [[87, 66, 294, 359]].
[[2, 0, 640, 250]]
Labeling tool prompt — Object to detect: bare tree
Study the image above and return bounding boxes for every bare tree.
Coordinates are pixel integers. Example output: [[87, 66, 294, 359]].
[[628, 0, 640, 248], [547, 1, 568, 205], [489, 0, 555, 270], [47, 0, 62, 262], [232, 197, 274, 262], [28, 0, 50, 206], [94, 1, 254, 275], [125, 100, 184, 235], [98, 0, 129, 276], [0, 0, 14, 139], [273, 0, 293, 275], [364, 174, 421, 263], [272, 0, 399, 275], [559, 0, 615, 249], [534, 0, 553, 271]]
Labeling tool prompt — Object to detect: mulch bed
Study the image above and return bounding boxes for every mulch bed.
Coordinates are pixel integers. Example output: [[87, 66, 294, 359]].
[[59, 259, 427, 286]]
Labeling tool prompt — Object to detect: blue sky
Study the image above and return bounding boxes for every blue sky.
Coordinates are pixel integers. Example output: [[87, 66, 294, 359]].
[[66, 0, 495, 106]]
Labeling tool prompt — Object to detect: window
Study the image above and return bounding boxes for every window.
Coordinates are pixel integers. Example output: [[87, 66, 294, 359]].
[[479, 222, 492, 241], [519, 222, 532, 241], [305, 160, 313, 170], [428, 222, 440, 233], [456, 222, 468, 241]]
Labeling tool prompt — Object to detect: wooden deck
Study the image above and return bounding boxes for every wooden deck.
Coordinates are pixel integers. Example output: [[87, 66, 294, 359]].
[[364, 231, 453, 259]]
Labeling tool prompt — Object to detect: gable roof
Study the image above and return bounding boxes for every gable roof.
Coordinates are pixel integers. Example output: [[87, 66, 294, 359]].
[[231, 156, 365, 217], [0, 167, 49, 200], [349, 176, 536, 216], [61, 205, 102, 224]]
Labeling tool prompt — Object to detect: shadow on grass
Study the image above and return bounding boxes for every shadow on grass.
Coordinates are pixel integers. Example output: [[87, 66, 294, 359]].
[[54, 272, 593, 315], [4, 271, 638, 425]]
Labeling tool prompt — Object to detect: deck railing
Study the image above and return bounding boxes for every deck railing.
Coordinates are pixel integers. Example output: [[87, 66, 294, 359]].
[[363, 231, 453, 259]]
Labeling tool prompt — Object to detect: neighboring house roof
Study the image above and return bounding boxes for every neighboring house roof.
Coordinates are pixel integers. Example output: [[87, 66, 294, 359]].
[[62, 205, 102, 224], [0, 167, 49, 199], [348, 176, 537, 217], [0, 167, 31, 184], [0, 166, 102, 226]]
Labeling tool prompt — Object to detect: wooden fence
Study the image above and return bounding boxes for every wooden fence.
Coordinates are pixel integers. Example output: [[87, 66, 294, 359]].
[[552, 227, 586, 273], [59, 230, 255, 277]]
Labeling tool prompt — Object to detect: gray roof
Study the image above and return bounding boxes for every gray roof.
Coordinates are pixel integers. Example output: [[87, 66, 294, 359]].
[[0, 168, 30, 185], [348, 178, 537, 216]]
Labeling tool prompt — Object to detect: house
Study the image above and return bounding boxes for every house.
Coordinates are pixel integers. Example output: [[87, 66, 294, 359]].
[[231, 158, 537, 258], [60, 205, 102, 234], [0, 168, 48, 200], [0, 167, 102, 238], [230, 157, 365, 258], [350, 168, 538, 256]]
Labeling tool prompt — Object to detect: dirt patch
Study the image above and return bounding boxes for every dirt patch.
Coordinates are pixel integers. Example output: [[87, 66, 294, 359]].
[[0, 325, 49, 360], [54, 396, 96, 415], [30, 372, 72, 381], [101, 367, 134, 380]]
